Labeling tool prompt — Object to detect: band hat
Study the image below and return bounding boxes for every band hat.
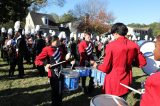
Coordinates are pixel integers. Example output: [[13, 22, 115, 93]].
[[58, 31, 66, 40], [22, 29, 25, 35], [49, 30, 52, 34], [51, 30, 56, 36], [80, 33, 85, 40], [8, 28, 13, 35], [96, 36, 100, 41], [35, 25, 40, 32], [14, 21, 20, 31], [1, 27, 6, 33], [43, 33, 47, 37]]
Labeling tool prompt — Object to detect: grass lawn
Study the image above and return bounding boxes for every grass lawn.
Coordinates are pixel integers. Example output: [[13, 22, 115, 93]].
[[0, 57, 147, 106]]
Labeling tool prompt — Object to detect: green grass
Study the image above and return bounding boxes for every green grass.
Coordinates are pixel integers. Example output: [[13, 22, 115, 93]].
[[0, 58, 147, 106]]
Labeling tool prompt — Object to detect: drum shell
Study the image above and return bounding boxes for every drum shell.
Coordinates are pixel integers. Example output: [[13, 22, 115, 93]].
[[91, 68, 106, 86], [90, 94, 128, 106], [61, 69, 79, 91]]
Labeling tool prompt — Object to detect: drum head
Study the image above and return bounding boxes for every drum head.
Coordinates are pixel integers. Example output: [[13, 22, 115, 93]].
[[140, 41, 155, 54], [90, 94, 128, 106]]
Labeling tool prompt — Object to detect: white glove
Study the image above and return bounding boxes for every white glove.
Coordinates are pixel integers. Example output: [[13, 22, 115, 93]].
[[71, 60, 75, 65], [65, 53, 71, 61], [45, 64, 51, 72]]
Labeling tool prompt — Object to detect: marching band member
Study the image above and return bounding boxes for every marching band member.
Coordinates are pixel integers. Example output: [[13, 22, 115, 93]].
[[140, 35, 160, 106], [14, 21, 29, 78], [34, 31, 46, 77], [0, 27, 7, 59], [7, 28, 17, 77], [35, 36, 71, 106], [78, 31, 94, 94], [59, 32, 68, 67], [91, 23, 146, 99]]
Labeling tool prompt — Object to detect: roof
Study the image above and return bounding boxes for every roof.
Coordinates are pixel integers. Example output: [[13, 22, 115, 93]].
[[29, 11, 58, 28], [133, 27, 151, 31]]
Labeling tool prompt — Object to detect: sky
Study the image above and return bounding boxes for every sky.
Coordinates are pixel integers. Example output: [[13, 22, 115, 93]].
[[39, 0, 160, 25]]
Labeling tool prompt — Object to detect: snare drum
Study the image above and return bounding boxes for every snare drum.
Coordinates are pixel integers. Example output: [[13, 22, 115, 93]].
[[139, 41, 160, 75], [75, 67, 91, 77], [61, 68, 79, 91], [90, 94, 128, 106], [91, 68, 106, 86]]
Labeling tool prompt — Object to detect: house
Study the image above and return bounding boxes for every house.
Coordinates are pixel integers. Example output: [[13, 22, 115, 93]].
[[127, 26, 153, 40], [25, 11, 59, 34]]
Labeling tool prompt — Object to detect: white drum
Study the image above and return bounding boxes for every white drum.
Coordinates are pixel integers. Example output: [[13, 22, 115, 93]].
[[90, 94, 128, 106], [140, 41, 160, 75]]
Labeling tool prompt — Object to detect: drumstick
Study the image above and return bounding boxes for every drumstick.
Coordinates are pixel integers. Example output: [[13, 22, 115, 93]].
[[120, 83, 142, 94], [71, 63, 74, 69], [112, 96, 122, 106], [50, 61, 66, 68]]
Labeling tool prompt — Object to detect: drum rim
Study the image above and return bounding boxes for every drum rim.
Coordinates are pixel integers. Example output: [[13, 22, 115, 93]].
[[75, 66, 91, 70], [91, 94, 127, 103], [139, 41, 155, 48], [90, 94, 129, 106], [61, 70, 80, 78]]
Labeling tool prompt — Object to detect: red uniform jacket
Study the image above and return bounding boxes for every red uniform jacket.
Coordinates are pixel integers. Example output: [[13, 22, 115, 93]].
[[97, 36, 146, 96], [35, 46, 62, 77], [78, 40, 94, 66], [140, 72, 160, 106]]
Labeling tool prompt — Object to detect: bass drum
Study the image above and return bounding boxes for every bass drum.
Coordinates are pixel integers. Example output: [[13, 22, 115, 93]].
[[139, 41, 160, 75]]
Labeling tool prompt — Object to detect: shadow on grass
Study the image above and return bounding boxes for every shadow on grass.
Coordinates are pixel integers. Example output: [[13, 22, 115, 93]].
[[0, 84, 51, 106], [24, 66, 36, 70], [0, 70, 47, 81], [63, 86, 102, 106], [0, 62, 9, 67], [0, 68, 8, 73], [0, 85, 102, 106]]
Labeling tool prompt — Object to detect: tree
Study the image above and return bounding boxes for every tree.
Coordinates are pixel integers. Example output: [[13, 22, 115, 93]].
[[50, 13, 60, 23], [0, 0, 66, 24], [71, 0, 115, 34], [50, 12, 76, 23], [59, 12, 75, 23]]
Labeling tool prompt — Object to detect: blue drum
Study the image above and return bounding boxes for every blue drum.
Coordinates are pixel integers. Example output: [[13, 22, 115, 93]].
[[75, 67, 91, 77], [91, 68, 106, 86], [61, 68, 79, 91]]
